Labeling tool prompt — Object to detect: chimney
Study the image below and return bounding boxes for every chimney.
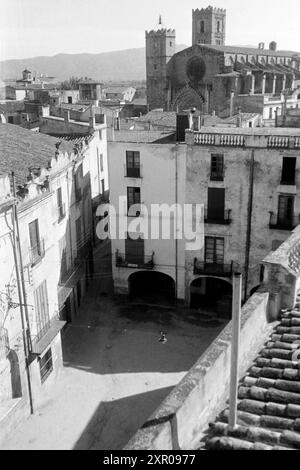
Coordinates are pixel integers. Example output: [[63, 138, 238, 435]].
[[89, 106, 96, 129], [269, 41, 277, 51], [258, 42, 265, 50]]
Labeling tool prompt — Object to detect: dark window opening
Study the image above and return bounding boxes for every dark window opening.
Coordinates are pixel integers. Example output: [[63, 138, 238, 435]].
[[211, 154, 224, 181], [8, 116, 14, 124], [281, 157, 296, 185], [207, 188, 225, 221], [127, 187, 141, 216], [68, 96, 72, 104], [39, 348, 53, 383], [200, 20, 205, 33], [126, 151, 140, 177]]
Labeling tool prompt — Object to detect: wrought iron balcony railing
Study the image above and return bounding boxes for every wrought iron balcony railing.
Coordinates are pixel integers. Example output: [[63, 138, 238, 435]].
[[115, 250, 155, 270], [269, 212, 300, 231], [29, 239, 45, 266], [204, 209, 232, 225], [193, 259, 240, 278]]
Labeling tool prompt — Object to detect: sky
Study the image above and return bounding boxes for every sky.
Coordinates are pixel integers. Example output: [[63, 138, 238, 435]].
[[0, 0, 300, 61]]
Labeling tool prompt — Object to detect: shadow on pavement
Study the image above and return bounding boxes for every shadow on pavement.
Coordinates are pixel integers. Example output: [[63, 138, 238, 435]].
[[72, 386, 174, 450]]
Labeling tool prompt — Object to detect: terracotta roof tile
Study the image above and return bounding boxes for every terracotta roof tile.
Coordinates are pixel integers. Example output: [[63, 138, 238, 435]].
[[0, 123, 74, 186], [204, 306, 300, 450]]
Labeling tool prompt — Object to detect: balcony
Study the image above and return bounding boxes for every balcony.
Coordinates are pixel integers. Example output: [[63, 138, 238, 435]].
[[193, 259, 240, 278], [29, 239, 45, 266], [31, 314, 66, 356], [204, 209, 232, 225], [269, 212, 300, 231], [124, 165, 142, 178], [58, 203, 66, 223], [115, 251, 155, 270]]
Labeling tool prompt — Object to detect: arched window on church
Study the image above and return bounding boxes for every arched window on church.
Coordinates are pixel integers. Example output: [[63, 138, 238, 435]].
[[200, 21, 205, 33], [217, 21, 221, 33]]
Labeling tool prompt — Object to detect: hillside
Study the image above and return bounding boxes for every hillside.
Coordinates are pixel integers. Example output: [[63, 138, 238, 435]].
[[0, 45, 187, 82]]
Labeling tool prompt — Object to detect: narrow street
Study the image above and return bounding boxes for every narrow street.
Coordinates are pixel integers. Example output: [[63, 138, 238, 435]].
[[2, 244, 226, 450]]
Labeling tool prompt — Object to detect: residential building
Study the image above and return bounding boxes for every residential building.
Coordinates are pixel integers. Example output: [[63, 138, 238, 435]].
[[108, 130, 189, 305], [0, 120, 107, 444], [108, 117, 300, 318], [78, 79, 103, 104]]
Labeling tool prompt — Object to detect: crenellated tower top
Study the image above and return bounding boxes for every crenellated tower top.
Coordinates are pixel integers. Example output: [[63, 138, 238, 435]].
[[192, 5, 226, 47]]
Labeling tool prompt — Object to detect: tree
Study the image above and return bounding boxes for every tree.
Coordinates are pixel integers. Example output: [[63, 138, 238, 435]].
[[60, 76, 81, 90]]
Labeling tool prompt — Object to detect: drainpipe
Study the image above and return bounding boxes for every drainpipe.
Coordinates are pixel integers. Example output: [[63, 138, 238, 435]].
[[12, 173, 34, 414], [244, 150, 255, 301]]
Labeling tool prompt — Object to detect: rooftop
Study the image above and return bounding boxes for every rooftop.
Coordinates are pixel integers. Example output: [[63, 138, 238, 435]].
[[192, 44, 300, 58], [109, 129, 175, 143], [205, 308, 300, 450], [0, 123, 74, 186], [192, 126, 300, 136], [105, 86, 135, 94]]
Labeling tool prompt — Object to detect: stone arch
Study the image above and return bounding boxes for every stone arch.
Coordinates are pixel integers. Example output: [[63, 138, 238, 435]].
[[171, 86, 204, 112], [128, 270, 176, 305], [190, 276, 232, 319]]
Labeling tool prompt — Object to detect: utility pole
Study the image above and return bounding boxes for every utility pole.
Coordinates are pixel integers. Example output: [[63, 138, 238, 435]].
[[12, 172, 34, 414], [229, 272, 242, 430]]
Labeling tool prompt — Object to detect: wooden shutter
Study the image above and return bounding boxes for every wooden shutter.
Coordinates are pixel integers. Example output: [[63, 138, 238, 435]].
[[125, 236, 144, 264]]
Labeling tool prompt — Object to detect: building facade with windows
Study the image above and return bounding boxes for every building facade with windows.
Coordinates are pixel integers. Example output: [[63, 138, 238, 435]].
[[185, 126, 300, 310], [108, 130, 189, 305], [0, 122, 107, 444], [108, 122, 300, 317]]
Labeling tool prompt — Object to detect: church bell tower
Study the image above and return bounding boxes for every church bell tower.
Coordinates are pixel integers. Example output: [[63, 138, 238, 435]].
[[192, 6, 226, 46], [145, 16, 176, 111]]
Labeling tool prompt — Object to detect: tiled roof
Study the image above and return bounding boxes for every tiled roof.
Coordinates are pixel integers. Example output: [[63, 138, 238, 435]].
[[47, 133, 94, 145], [137, 110, 177, 128], [204, 307, 300, 450], [0, 123, 74, 186], [109, 129, 175, 143], [105, 86, 134, 94], [193, 44, 300, 58], [0, 101, 25, 113]]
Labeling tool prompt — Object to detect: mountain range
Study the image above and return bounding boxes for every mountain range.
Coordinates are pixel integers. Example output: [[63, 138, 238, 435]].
[[0, 45, 187, 83]]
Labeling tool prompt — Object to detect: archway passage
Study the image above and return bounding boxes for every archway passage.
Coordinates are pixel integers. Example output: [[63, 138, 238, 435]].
[[190, 277, 232, 319], [129, 271, 175, 306]]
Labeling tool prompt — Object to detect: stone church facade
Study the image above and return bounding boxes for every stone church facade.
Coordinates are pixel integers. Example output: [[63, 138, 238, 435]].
[[146, 6, 300, 117]]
